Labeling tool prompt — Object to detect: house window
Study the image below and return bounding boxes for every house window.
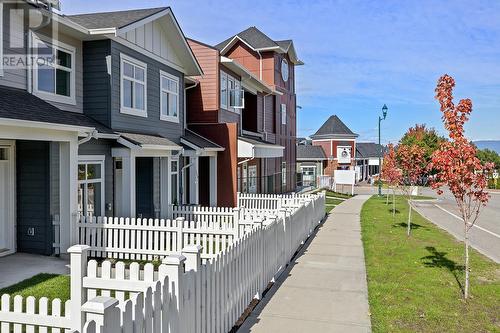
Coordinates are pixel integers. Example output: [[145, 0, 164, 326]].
[[282, 161, 287, 188], [170, 159, 179, 205], [78, 158, 105, 217], [281, 104, 287, 125], [229, 80, 244, 109], [248, 165, 257, 193], [220, 71, 243, 110], [32, 34, 75, 104], [120, 54, 147, 117], [160, 71, 179, 122], [220, 72, 228, 108]]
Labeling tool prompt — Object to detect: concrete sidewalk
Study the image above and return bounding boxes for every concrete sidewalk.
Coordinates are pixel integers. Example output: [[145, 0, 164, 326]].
[[239, 195, 372, 333], [0, 253, 69, 289]]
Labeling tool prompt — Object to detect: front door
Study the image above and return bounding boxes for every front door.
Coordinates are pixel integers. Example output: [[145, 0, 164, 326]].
[[198, 156, 210, 206], [0, 142, 15, 256], [16, 141, 52, 255], [136, 157, 154, 219]]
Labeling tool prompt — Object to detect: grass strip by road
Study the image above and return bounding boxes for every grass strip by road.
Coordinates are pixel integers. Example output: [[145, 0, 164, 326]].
[[361, 195, 500, 333]]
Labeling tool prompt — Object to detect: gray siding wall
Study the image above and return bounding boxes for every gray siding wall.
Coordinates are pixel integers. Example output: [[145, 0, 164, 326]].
[[0, 3, 83, 113], [110, 40, 185, 142], [82, 40, 112, 127], [1, 3, 26, 89], [78, 139, 114, 216]]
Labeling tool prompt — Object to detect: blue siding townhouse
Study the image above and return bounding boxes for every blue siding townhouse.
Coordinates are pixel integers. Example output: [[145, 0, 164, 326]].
[[0, 0, 222, 256]]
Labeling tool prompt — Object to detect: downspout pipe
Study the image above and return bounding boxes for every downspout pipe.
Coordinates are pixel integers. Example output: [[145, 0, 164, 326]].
[[78, 129, 98, 145]]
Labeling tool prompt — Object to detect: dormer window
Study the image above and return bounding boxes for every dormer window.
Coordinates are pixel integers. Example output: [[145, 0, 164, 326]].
[[120, 53, 147, 117], [32, 34, 76, 105]]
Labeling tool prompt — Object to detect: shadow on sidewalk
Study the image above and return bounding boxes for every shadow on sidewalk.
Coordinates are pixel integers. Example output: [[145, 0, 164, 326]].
[[235, 212, 329, 332]]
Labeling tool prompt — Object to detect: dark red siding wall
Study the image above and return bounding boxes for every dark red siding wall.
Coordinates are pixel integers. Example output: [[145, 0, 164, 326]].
[[189, 123, 238, 207], [186, 39, 219, 123]]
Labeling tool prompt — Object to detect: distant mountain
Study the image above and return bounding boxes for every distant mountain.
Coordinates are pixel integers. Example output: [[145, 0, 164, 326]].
[[474, 141, 500, 154]]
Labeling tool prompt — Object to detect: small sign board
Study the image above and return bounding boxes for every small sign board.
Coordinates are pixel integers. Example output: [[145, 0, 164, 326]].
[[493, 172, 499, 179]]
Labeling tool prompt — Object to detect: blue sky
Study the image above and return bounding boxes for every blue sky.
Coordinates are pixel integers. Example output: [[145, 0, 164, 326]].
[[63, 0, 500, 143]]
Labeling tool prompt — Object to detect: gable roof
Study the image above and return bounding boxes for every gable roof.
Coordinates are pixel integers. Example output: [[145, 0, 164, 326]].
[[215, 26, 303, 65], [356, 142, 384, 159], [66, 7, 203, 76], [0, 86, 113, 134], [297, 145, 327, 160], [66, 7, 166, 30], [311, 115, 358, 138]]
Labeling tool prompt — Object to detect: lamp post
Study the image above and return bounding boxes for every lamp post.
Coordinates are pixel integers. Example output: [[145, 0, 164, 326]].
[[378, 104, 388, 196]]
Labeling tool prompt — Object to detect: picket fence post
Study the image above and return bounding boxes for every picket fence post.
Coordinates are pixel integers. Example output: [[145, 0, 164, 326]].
[[161, 254, 186, 333], [81, 296, 121, 333], [68, 244, 90, 332], [183, 245, 202, 272], [175, 217, 185, 253], [232, 207, 240, 239], [251, 217, 264, 299]]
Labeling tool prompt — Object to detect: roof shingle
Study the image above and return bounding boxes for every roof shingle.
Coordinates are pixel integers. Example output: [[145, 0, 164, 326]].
[[215, 26, 278, 51], [311, 115, 358, 138], [0, 86, 113, 133], [297, 145, 327, 160], [67, 7, 167, 30]]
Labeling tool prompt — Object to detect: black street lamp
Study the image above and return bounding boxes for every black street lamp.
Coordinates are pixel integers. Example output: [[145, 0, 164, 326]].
[[378, 104, 388, 196]]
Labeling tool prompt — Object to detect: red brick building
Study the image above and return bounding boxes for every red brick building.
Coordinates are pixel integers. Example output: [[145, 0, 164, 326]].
[[310, 115, 359, 175]]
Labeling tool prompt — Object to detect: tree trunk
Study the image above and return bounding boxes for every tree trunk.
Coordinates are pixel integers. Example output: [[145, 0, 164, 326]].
[[386, 190, 389, 205], [407, 198, 412, 236], [464, 221, 470, 299], [392, 189, 396, 217]]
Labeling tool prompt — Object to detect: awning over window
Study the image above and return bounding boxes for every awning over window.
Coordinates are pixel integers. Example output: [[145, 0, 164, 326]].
[[238, 136, 284, 158]]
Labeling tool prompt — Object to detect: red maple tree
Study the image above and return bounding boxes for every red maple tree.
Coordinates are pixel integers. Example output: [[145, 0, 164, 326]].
[[396, 143, 426, 235], [430, 74, 493, 299], [382, 143, 402, 216]]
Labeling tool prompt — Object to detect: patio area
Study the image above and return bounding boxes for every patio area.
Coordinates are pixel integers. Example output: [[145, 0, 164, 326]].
[[0, 253, 69, 289]]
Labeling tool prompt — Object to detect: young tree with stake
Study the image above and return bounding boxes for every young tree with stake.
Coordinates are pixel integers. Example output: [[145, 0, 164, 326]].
[[396, 143, 426, 236], [430, 74, 493, 299], [382, 143, 402, 216]]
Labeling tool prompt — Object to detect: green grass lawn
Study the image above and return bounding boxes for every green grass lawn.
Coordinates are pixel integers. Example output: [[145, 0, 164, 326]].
[[0, 274, 71, 312], [361, 195, 500, 332]]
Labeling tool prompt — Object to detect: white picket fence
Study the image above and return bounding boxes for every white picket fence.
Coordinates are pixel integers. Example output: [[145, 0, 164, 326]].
[[77, 215, 240, 261], [1, 192, 326, 333]]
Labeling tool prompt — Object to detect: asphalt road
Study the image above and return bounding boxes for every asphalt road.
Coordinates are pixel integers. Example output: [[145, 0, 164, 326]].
[[414, 187, 500, 263], [353, 185, 500, 263]]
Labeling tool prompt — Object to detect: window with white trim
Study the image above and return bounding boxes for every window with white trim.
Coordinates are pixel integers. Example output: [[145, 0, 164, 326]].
[[282, 161, 287, 188], [281, 103, 287, 125], [32, 34, 76, 104], [120, 54, 147, 117], [170, 159, 179, 205], [78, 158, 105, 217], [220, 70, 243, 110], [160, 71, 179, 122], [220, 72, 228, 109]]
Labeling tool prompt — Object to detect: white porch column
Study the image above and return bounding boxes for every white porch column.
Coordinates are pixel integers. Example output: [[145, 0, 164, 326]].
[[160, 156, 170, 218], [189, 156, 199, 205], [121, 154, 136, 217], [59, 136, 78, 253], [209, 155, 217, 206]]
